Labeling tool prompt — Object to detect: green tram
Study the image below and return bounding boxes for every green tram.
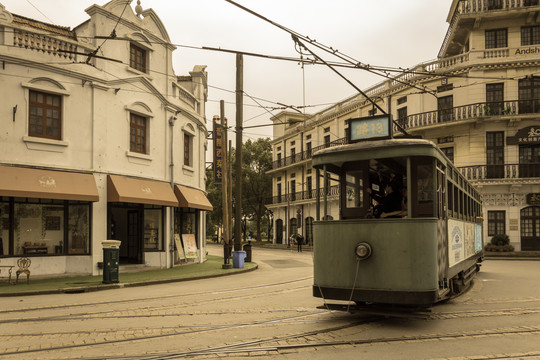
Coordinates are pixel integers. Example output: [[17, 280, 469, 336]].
[[312, 116, 483, 307]]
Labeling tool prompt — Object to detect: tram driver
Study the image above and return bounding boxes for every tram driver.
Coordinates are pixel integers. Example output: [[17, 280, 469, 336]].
[[369, 175, 407, 218]]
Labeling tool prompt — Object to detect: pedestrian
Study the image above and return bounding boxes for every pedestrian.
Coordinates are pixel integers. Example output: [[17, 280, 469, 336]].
[[297, 234, 303, 252]]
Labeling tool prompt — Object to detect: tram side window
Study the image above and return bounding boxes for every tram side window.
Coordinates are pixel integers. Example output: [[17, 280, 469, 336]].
[[411, 158, 434, 217], [345, 170, 364, 209], [447, 182, 454, 217]]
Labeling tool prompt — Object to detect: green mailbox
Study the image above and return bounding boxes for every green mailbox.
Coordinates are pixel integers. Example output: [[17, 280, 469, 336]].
[[102, 240, 121, 284]]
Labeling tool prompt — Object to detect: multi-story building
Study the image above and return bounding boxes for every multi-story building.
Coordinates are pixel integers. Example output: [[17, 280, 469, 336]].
[[0, 1, 212, 275], [267, 0, 540, 251]]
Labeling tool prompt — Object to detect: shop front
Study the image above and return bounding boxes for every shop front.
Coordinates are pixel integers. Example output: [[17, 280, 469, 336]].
[[0, 165, 98, 273], [173, 185, 213, 263], [107, 175, 178, 266]]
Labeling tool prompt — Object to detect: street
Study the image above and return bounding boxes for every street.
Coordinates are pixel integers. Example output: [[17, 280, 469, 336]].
[[1, 245, 540, 359]]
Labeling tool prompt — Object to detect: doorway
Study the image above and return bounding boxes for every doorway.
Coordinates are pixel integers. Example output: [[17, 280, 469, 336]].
[[521, 206, 540, 250], [109, 205, 144, 264]]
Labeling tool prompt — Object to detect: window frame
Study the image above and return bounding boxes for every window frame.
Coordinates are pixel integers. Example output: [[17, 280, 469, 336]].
[[488, 210, 506, 236], [130, 43, 148, 73], [521, 25, 540, 46], [28, 90, 62, 140], [130, 113, 148, 154], [485, 28, 508, 49]]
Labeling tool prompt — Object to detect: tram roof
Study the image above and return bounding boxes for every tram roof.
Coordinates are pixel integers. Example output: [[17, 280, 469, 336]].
[[312, 138, 447, 170]]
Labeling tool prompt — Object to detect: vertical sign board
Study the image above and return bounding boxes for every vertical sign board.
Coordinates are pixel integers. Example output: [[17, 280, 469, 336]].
[[213, 117, 225, 184], [182, 234, 198, 259]]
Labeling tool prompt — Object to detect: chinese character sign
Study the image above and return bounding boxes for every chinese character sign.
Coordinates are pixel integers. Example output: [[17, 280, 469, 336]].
[[349, 115, 391, 142], [213, 117, 226, 184]]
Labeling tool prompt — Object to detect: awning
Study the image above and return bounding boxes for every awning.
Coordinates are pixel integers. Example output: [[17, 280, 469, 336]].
[[174, 185, 213, 211], [0, 165, 99, 201], [107, 175, 178, 207]]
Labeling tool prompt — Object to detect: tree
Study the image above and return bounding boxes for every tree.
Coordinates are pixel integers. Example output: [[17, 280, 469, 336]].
[[240, 138, 273, 242]]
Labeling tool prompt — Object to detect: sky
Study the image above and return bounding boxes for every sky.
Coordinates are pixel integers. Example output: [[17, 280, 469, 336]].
[[1, 0, 453, 141]]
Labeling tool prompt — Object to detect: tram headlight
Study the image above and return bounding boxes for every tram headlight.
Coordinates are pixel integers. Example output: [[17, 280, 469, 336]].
[[355, 242, 372, 260]]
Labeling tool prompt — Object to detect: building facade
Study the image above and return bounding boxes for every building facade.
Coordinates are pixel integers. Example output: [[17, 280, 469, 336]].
[[0, 0, 212, 275], [267, 0, 540, 251]]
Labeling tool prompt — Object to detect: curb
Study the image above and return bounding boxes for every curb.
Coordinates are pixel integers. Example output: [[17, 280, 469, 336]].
[[0, 263, 258, 297]]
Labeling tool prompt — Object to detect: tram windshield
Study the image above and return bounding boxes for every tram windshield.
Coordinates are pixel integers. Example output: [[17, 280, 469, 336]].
[[337, 156, 438, 220]]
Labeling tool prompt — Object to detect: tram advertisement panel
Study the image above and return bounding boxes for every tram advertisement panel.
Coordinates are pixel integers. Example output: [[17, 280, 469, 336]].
[[448, 220, 464, 267], [475, 224, 483, 252]]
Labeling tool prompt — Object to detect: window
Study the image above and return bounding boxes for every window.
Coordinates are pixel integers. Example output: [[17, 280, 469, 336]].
[[306, 176, 313, 198], [488, 211, 505, 236], [344, 170, 364, 209], [144, 208, 163, 251], [524, 0, 539, 6], [324, 135, 330, 145], [486, 83, 504, 115], [519, 77, 540, 114], [397, 96, 407, 105], [184, 133, 193, 167], [437, 83, 454, 93], [290, 180, 296, 201], [519, 144, 540, 177], [277, 183, 282, 203], [487, 0, 503, 9], [130, 43, 147, 73], [486, 132, 504, 178], [29, 90, 61, 140], [0, 198, 91, 256], [485, 29, 507, 49], [397, 107, 408, 127], [306, 142, 312, 157], [441, 147, 454, 162], [130, 113, 147, 154], [437, 95, 454, 122], [522, 25, 540, 46]]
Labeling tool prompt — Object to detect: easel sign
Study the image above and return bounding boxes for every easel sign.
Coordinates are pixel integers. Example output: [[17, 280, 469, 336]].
[[182, 234, 198, 259], [174, 234, 186, 263]]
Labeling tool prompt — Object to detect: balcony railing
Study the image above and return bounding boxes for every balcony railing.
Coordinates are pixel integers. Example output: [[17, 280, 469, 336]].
[[272, 138, 347, 170], [272, 185, 339, 205], [13, 28, 79, 61], [458, 163, 540, 181], [396, 99, 540, 131]]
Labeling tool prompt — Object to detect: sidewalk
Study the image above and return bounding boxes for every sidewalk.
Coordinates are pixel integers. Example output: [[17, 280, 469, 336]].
[[0, 255, 257, 297]]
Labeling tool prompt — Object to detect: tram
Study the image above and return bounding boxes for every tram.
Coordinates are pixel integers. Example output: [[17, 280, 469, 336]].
[[312, 115, 483, 307]]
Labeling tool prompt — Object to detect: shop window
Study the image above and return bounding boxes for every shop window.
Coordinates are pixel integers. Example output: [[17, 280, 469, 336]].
[[29, 90, 62, 140], [130, 113, 147, 154], [144, 208, 163, 251], [130, 43, 147, 73], [1, 199, 91, 257]]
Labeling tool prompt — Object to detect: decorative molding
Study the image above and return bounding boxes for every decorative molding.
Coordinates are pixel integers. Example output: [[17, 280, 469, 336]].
[[483, 193, 527, 207]]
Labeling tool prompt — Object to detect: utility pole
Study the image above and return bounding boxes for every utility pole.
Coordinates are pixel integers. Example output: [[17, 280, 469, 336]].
[[234, 53, 243, 252], [220, 100, 232, 269]]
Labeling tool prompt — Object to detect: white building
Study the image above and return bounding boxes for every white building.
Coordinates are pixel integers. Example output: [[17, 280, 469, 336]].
[[0, 0, 212, 275], [267, 0, 540, 251]]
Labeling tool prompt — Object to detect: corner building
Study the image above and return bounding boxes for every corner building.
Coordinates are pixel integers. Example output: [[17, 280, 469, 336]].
[[267, 0, 540, 251], [0, 0, 212, 275]]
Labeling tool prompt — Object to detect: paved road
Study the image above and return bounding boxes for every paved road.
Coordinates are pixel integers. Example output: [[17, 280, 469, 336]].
[[1, 246, 540, 359]]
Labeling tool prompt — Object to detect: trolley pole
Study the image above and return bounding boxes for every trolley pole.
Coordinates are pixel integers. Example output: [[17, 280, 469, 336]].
[[234, 53, 243, 252]]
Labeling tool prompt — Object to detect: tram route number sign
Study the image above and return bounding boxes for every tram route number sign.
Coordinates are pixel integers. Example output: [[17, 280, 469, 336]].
[[347, 115, 393, 142]]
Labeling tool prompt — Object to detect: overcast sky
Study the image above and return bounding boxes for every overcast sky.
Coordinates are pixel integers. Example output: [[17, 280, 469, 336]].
[[2, 0, 452, 141]]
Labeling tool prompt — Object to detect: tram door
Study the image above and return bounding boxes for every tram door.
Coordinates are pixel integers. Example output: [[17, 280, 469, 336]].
[[521, 206, 540, 250]]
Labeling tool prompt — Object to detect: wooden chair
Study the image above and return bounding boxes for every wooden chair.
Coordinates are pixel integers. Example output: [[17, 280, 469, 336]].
[[16, 257, 31, 285]]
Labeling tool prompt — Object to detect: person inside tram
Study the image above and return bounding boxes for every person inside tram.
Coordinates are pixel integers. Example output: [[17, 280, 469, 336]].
[[369, 174, 406, 218]]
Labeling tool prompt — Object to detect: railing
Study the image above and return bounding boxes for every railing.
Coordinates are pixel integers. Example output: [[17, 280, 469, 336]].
[[458, 163, 540, 181], [272, 185, 339, 205], [395, 99, 540, 131], [13, 29, 78, 61], [271, 138, 347, 170], [440, 0, 539, 57]]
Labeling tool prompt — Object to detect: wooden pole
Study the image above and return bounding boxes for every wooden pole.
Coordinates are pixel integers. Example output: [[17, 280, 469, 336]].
[[234, 53, 243, 251], [220, 100, 231, 268]]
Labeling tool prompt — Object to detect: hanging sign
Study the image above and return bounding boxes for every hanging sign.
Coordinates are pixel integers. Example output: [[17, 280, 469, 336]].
[[506, 126, 540, 145], [213, 117, 226, 184]]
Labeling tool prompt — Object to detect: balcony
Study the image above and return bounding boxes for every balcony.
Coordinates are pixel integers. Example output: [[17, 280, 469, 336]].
[[396, 99, 536, 131], [271, 99, 539, 171], [271, 185, 339, 205], [271, 138, 347, 170], [11, 28, 79, 62], [458, 163, 540, 181]]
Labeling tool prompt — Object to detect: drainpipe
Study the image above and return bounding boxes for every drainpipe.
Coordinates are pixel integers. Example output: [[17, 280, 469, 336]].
[[169, 114, 177, 268]]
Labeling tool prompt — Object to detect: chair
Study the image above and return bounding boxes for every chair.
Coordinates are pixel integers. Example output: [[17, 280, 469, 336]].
[[16, 257, 31, 284]]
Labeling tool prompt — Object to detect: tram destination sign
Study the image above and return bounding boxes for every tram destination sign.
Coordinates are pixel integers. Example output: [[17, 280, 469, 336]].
[[347, 115, 393, 143]]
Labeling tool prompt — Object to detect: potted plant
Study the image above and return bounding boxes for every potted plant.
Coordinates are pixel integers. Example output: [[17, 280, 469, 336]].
[[484, 234, 514, 252]]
